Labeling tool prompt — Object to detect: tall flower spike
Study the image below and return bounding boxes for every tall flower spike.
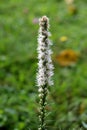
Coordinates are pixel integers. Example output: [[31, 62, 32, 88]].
[[37, 16, 54, 130], [37, 16, 54, 87]]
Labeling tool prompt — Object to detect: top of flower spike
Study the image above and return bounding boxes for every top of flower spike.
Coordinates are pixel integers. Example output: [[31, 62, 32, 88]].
[[39, 16, 49, 29]]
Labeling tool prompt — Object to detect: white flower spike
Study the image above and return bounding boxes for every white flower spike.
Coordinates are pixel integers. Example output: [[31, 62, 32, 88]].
[[37, 16, 54, 87], [37, 16, 54, 130]]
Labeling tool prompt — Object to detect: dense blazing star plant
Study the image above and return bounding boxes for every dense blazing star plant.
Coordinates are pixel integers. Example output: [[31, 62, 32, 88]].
[[37, 16, 54, 130]]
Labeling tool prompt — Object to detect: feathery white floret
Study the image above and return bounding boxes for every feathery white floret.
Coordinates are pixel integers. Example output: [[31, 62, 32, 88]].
[[37, 16, 54, 87]]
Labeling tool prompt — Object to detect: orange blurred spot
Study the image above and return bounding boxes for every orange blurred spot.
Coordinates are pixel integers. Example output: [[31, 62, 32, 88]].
[[56, 49, 80, 66]]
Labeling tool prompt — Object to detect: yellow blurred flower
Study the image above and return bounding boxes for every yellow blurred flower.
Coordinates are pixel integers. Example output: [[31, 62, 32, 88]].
[[68, 5, 77, 15], [65, 0, 77, 15], [59, 36, 68, 42], [56, 49, 80, 66], [65, 0, 74, 5]]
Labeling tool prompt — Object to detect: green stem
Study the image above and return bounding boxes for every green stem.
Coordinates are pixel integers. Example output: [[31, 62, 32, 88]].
[[39, 84, 48, 130]]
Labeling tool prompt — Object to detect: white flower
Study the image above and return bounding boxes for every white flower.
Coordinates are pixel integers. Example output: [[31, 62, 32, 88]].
[[37, 16, 54, 87], [38, 88, 43, 92]]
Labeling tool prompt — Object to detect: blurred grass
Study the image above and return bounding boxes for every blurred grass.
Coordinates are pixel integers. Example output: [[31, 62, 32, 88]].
[[0, 0, 87, 130]]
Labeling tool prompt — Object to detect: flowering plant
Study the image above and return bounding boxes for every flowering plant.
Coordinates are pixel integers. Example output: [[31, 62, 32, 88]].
[[37, 16, 54, 130]]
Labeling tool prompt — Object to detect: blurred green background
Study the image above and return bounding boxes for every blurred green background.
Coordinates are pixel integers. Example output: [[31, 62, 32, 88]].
[[0, 0, 87, 130]]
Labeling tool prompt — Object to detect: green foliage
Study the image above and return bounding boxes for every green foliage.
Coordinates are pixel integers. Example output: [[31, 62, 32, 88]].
[[0, 0, 87, 129]]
